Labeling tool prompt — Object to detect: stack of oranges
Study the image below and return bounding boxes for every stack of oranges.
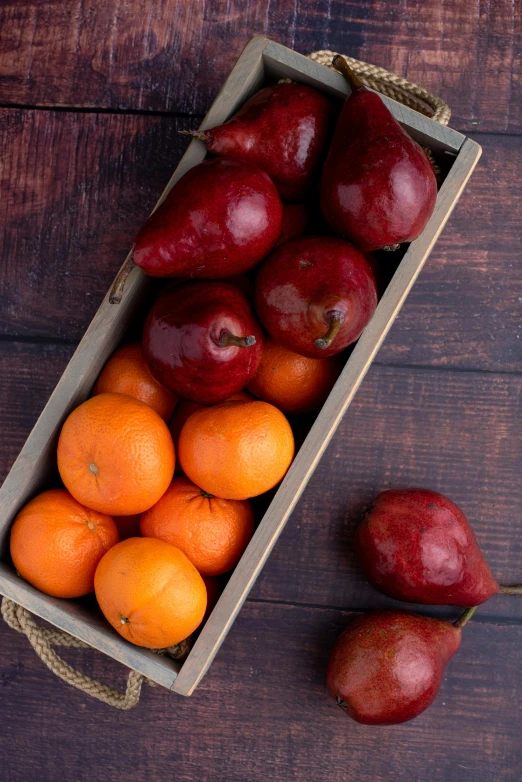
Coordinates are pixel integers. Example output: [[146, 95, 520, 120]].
[[10, 337, 340, 650]]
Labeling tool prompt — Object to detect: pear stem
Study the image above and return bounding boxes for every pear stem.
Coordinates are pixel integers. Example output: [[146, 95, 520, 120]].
[[179, 129, 208, 143], [499, 584, 522, 595], [315, 314, 342, 350], [218, 331, 256, 349], [332, 55, 365, 92], [453, 605, 479, 629], [109, 255, 135, 304]]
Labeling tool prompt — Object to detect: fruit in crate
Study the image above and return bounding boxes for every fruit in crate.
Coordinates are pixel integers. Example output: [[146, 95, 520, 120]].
[[93, 342, 178, 421], [327, 610, 465, 725], [143, 281, 263, 405], [141, 477, 254, 575], [178, 399, 294, 500], [184, 83, 334, 200], [320, 56, 437, 251], [57, 392, 175, 515], [248, 338, 342, 414], [95, 537, 207, 648], [355, 488, 501, 606], [255, 236, 378, 358], [133, 158, 283, 278], [10, 489, 119, 598]]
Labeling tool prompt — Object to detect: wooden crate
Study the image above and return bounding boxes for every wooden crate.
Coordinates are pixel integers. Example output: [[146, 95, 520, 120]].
[[0, 36, 481, 696]]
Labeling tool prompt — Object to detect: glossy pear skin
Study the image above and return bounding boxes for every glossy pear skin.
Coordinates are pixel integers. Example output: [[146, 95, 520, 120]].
[[133, 158, 283, 278], [327, 611, 461, 725], [143, 282, 263, 405], [198, 84, 334, 201], [320, 87, 437, 250], [255, 236, 378, 358], [356, 489, 500, 606]]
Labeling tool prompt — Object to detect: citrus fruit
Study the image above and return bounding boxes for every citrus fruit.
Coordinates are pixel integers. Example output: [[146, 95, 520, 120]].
[[178, 400, 294, 500], [202, 575, 222, 623], [57, 392, 175, 515], [93, 342, 177, 421], [141, 477, 254, 575], [94, 537, 207, 648], [114, 514, 141, 540], [169, 390, 252, 452], [248, 338, 342, 413], [10, 489, 119, 598]]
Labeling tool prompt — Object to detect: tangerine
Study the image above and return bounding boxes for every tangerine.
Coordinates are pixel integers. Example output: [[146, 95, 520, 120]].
[[178, 400, 294, 500], [94, 537, 206, 648], [57, 392, 175, 515], [10, 489, 119, 598], [93, 342, 177, 421], [141, 477, 254, 575], [248, 338, 342, 413]]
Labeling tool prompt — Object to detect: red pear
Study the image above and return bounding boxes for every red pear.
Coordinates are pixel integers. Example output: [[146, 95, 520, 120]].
[[255, 236, 378, 358], [355, 489, 500, 606], [185, 84, 334, 201], [143, 282, 263, 405], [133, 158, 283, 278], [327, 609, 470, 725], [320, 57, 437, 251]]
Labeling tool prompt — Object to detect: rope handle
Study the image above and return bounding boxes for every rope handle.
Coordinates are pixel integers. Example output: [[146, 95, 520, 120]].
[[2, 51, 451, 711], [1, 597, 149, 709], [308, 50, 451, 125]]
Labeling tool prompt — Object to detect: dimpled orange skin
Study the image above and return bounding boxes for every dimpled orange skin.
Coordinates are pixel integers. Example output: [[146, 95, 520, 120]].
[[178, 400, 295, 500], [94, 537, 207, 648], [57, 393, 175, 516], [92, 342, 178, 421], [10, 489, 119, 598], [247, 339, 343, 414], [141, 477, 254, 575]]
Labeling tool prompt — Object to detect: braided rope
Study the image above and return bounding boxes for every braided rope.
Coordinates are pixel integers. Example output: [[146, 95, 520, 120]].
[[1, 597, 147, 709], [308, 50, 451, 125], [2, 50, 450, 710]]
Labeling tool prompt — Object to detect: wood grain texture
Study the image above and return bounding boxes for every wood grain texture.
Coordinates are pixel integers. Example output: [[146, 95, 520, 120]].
[[2, 109, 520, 371], [0, 0, 520, 133], [1, 600, 522, 781]]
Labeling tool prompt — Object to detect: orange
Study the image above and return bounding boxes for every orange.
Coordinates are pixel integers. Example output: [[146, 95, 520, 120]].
[[141, 477, 254, 575], [10, 489, 119, 598], [169, 390, 252, 452], [57, 392, 175, 515], [93, 342, 177, 421], [178, 400, 294, 500], [94, 537, 207, 648], [247, 338, 342, 414], [114, 514, 141, 540]]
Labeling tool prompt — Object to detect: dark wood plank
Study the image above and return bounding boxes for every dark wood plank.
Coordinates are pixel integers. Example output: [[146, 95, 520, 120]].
[[0, 1, 520, 133], [0, 342, 75, 487], [1, 599, 521, 781], [2, 109, 521, 372], [2, 344, 520, 621], [0, 109, 193, 341]]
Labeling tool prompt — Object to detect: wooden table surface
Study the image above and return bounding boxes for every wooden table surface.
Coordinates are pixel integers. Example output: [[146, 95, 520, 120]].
[[1, 1, 521, 780]]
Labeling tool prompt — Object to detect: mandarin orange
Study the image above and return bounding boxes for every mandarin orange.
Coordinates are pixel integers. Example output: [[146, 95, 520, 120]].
[[248, 338, 342, 413], [57, 392, 175, 515], [93, 342, 177, 421], [141, 477, 254, 575], [178, 400, 294, 500], [94, 537, 206, 648], [10, 489, 119, 598]]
